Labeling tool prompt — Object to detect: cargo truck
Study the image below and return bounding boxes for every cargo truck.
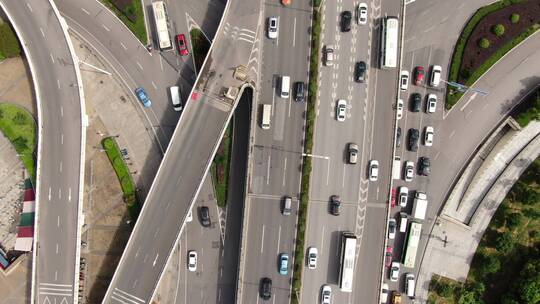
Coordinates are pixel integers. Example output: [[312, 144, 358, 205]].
[[412, 191, 428, 220]]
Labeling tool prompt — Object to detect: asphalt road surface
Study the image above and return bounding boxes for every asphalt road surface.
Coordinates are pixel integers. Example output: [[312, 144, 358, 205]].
[[301, 0, 401, 303], [237, 0, 312, 303], [101, 0, 265, 302], [0, 1, 83, 303]]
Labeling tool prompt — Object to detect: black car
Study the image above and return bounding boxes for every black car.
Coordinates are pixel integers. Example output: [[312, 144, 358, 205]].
[[418, 157, 431, 176], [260, 277, 272, 300], [341, 11, 352, 32], [408, 128, 419, 152], [294, 82, 305, 102], [355, 61, 367, 83], [410, 93, 422, 112], [199, 206, 211, 227], [396, 127, 402, 148], [330, 195, 341, 216]]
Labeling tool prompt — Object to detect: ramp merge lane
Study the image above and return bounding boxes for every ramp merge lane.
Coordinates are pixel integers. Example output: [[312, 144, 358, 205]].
[[0, 1, 85, 304], [102, 0, 262, 303]]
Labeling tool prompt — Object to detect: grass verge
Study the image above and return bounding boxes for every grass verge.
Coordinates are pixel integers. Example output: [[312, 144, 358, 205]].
[[0, 104, 36, 181], [189, 28, 211, 72], [100, 0, 147, 44], [101, 136, 140, 221], [427, 157, 540, 304], [211, 124, 232, 207], [291, 7, 321, 304], [0, 23, 21, 59]]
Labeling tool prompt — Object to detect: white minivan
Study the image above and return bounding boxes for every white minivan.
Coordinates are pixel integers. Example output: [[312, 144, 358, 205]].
[[261, 104, 272, 130], [170, 86, 182, 111], [280, 76, 291, 98], [430, 65, 442, 87]]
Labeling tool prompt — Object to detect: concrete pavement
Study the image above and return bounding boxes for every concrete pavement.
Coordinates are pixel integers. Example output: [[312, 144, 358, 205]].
[[416, 120, 540, 301]]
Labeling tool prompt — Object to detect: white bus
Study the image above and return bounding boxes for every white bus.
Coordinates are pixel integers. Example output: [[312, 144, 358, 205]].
[[338, 232, 357, 292], [402, 221, 422, 268], [380, 16, 399, 69], [152, 1, 173, 51]]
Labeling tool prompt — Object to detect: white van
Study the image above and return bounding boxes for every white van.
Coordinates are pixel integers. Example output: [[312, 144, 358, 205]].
[[405, 273, 415, 298], [430, 65, 442, 87], [261, 104, 272, 130], [169, 86, 182, 111], [280, 76, 291, 98], [399, 212, 408, 233], [282, 196, 292, 215]]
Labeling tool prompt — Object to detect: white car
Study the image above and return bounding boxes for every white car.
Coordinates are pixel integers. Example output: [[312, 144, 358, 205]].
[[325, 45, 334, 66], [426, 94, 437, 113], [380, 283, 389, 303], [396, 99, 404, 120], [390, 262, 400, 282], [187, 250, 197, 272], [400, 71, 409, 91], [357, 3, 368, 25], [321, 285, 332, 304], [336, 99, 347, 122], [369, 160, 379, 181], [307, 247, 318, 269], [404, 161, 414, 182], [267, 17, 278, 39], [399, 186, 409, 207], [430, 65, 442, 87], [388, 218, 397, 240], [424, 126, 434, 146]]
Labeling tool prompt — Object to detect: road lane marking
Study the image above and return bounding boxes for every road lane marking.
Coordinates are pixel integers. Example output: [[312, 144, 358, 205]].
[[68, 188, 71, 202], [276, 225, 282, 254], [266, 155, 271, 185], [61, 134, 64, 145], [152, 254, 159, 266], [54, 271, 58, 281], [321, 225, 325, 252], [159, 55, 163, 71], [460, 92, 478, 111], [154, 227, 160, 238], [50, 53, 54, 63], [59, 161, 62, 172], [58, 188, 61, 199], [260, 225, 265, 253], [120, 42, 127, 50], [342, 164, 346, 188], [282, 157, 287, 187], [26, 3, 33, 12], [143, 254, 148, 263], [449, 130, 456, 139], [326, 159, 331, 186], [60, 106, 63, 117], [102, 24, 111, 32], [112, 288, 145, 304], [293, 18, 297, 47], [40, 28, 45, 37], [136, 61, 144, 71], [81, 8, 90, 15], [48, 187, 51, 201], [151, 81, 157, 90], [56, 243, 59, 253], [57, 79, 61, 89], [57, 216, 60, 227], [288, 96, 292, 117]]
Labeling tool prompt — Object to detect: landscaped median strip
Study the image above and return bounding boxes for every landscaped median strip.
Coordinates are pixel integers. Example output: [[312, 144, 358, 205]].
[[101, 136, 140, 221], [100, 0, 147, 44], [446, 0, 540, 109], [291, 4, 321, 303]]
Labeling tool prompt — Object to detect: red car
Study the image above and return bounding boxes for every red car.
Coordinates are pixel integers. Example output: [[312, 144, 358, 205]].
[[414, 66, 425, 85], [385, 246, 394, 267], [176, 34, 189, 56]]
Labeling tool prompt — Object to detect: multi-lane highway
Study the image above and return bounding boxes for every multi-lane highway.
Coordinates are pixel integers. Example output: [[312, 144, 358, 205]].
[[101, 0, 268, 302], [0, 1, 84, 303], [301, 0, 401, 303], [236, 0, 312, 302]]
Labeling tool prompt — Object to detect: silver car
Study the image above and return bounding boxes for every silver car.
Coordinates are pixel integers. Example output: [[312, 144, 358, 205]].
[[348, 143, 359, 164], [369, 160, 379, 181], [325, 45, 334, 66], [426, 94, 437, 113], [424, 126, 434, 146], [308, 247, 318, 269], [404, 161, 414, 182]]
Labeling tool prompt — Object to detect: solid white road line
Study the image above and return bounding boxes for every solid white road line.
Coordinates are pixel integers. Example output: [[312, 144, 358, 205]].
[[326, 159, 331, 186], [276, 225, 282, 254], [261, 225, 265, 253], [293, 18, 297, 47]]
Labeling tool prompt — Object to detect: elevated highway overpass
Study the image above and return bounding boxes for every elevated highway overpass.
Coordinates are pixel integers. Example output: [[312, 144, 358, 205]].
[[102, 0, 263, 302]]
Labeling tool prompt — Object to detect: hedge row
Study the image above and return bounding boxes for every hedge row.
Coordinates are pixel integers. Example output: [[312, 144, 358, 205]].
[[291, 7, 321, 304]]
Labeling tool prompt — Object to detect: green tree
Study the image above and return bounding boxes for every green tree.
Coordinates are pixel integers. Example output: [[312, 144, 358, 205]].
[[479, 253, 501, 274], [506, 212, 524, 230], [495, 231, 515, 254], [517, 260, 540, 303], [510, 13, 520, 24], [458, 290, 480, 304], [492, 24, 505, 36]]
